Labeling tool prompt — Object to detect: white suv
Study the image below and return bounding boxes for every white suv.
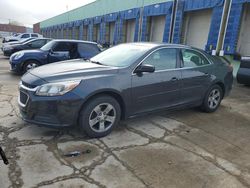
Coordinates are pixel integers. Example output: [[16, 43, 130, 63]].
[[3, 33, 43, 43]]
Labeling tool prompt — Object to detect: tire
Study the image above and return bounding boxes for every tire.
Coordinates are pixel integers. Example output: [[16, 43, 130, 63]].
[[23, 60, 40, 73], [201, 85, 223, 113], [79, 95, 121, 138]]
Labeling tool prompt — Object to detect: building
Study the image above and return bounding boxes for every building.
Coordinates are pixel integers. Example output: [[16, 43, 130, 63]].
[[36, 0, 250, 57], [33, 23, 40, 34], [0, 24, 26, 38]]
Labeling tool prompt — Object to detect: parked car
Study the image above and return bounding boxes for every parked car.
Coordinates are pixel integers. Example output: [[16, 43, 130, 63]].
[[18, 43, 233, 138], [2, 38, 51, 57], [1, 37, 37, 50], [10, 40, 101, 74], [237, 57, 250, 85], [3, 33, 42, 43]]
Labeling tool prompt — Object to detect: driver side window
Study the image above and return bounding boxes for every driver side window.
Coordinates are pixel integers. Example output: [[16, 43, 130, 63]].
[[53, 42, 71, 52], [142, 48, 177, 71]]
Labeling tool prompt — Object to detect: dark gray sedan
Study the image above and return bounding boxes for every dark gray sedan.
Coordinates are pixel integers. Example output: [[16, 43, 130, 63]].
[[19, 43, 233, 138]]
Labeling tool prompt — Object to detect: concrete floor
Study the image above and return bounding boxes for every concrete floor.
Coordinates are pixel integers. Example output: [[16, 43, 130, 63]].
[[0, 50, 250, 188]]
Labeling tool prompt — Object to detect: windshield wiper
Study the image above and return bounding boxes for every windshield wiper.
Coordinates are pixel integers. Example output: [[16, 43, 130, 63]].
[[90, 60, 103, 65]]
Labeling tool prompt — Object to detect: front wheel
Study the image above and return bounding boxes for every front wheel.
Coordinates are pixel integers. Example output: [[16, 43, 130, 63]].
[[23, 60, 40, 73], [201, 85, 223, 113], [79, 95, 121, 138]]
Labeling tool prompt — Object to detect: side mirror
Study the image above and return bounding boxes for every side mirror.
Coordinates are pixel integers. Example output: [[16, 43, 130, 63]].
[[134, 64, 155, 74]]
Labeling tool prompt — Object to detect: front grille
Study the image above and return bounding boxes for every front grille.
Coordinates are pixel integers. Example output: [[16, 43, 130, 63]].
[[20, 91, 29, 106], [22, 81, 37, 89]]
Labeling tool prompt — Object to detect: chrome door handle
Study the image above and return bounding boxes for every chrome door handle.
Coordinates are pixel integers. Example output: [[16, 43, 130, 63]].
[[171, 77, 178, 81]]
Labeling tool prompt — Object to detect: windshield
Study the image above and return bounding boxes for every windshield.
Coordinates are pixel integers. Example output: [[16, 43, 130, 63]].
[[13, 33, 20, 37], [40, 40, 56, 51], [22, 38, 36, 44], [90, 44, 151, 67]]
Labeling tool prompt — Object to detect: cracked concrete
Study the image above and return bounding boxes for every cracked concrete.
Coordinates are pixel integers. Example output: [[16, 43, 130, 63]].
[[1, 52, 250, 188]]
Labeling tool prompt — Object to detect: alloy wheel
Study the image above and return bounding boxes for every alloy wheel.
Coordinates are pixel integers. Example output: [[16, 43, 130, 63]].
[[26, 63, 38, 71], [89, 103, 116, 133], [208, 89, 221, 109]]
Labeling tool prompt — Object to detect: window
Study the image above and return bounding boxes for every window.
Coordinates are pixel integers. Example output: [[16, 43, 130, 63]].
[[21, 34, 30, 38], [53, 42, 72, 52], [31, 34, 38, 37], [78, 43, 100, 58], [142, 48, 177, 71], [29, 40, 46, 48], [182, 49, 210, 68]]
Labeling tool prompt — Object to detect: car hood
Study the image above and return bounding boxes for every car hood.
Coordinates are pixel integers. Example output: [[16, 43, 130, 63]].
[[21, 49, 43, 54], [27, 59, 120, 83]]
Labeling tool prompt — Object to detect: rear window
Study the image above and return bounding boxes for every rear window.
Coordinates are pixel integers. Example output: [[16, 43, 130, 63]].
[[31, 34, 38, 37], [209, 55, 231, 65], [21, 34, 30, 38], [78, 43, 100, 58]]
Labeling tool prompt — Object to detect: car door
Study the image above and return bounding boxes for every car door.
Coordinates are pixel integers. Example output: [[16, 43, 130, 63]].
[[180, 49, 212, 104], [47, 42, 70, 63], [131, 48, 181, 114]]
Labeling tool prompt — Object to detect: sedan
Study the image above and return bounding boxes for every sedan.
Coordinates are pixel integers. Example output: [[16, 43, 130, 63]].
[[3, 38, 51, 57], [19, 43, 233, 138]]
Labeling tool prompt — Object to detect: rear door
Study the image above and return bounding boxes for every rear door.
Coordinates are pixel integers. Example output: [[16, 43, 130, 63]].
[[180, 49, 212, 104], [131, 48, 181, 114]]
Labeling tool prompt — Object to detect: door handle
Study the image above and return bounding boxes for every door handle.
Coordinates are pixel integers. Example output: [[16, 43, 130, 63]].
[[171, 77, 178, 81]]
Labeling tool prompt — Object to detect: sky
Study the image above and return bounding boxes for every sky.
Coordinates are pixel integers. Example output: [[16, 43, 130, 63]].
[[0, 0, 96, 27]]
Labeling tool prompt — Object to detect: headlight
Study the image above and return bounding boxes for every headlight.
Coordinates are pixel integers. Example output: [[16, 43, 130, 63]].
[[35, 81, 81, 96], [14, 52, 24, 60]]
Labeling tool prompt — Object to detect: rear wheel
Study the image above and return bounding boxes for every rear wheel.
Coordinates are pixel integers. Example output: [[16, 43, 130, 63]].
[[23, 60, 40, 73], [79, 95, 121, 138], [201, 85, 223, 113]]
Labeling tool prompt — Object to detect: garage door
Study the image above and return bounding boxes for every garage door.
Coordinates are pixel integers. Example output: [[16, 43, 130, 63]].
[[237, 4, 250, 56], [83, 26, 87, 41], [126, 19, 136, 42], [97, 25, 100, 42], [109, 22, 115, 44], [93, 25, 97, 42], [150, 15, 166, 42], [181, 9, 212, 49]]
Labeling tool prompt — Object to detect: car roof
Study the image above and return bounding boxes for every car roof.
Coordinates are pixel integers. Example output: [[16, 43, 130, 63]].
[[23, 38, 51, 43], [127, 42, 192, 49], [52, 39, 98, 45], [125, 42, 206, 53]]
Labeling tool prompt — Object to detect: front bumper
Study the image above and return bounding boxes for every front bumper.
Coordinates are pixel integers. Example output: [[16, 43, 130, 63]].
[[3, 49, 13, 57], [9, 57, 23, 73], [18, 83, 84, 128]]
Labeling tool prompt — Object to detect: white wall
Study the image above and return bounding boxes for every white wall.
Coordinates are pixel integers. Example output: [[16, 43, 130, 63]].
[[237, 4, 250, 56]]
